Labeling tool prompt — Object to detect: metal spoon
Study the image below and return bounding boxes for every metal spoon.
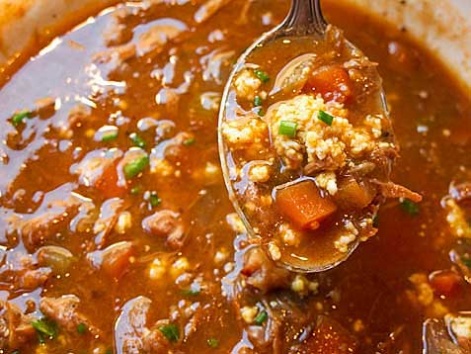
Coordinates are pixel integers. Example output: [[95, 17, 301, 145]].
[[218, 0, 393, 272]]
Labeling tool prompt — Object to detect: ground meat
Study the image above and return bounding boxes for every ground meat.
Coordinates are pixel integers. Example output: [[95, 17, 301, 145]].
[[142, 210, 185, 249], [40, 295, 101, 337]]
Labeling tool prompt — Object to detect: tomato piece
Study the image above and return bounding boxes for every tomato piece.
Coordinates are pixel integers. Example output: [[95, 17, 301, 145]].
[[275, 180, 337, 230], [429, 270, 462, 297], [95, 163, 127, 198], [302, 65, 353, 103], [100, 241, 135, 279]]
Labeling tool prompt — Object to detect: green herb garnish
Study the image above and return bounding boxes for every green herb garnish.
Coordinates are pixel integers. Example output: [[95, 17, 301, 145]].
[[183, 137, 195, 146], [123, 155, 149, 179], [461, 257, 471, 269], [207, 338, 220, 348], [400, 198, 420, 216], [12, 111, 31, 127], [182, 283, 201, 296], [279, 120, 298, 138], [101, 131, 118, 142], [254, 69, 270, 83], [318, 110, 334, 126], [373, 215, 379, 228], [77, 323, 88, 335], [130, 186, 142, 195], [149, 192, 162, 208], [130, 133, 146, 149], [159, 324, 180, 343], [32, 318, 58, 339], [254, 310, 268, 325], [253, 95, 263, 107]]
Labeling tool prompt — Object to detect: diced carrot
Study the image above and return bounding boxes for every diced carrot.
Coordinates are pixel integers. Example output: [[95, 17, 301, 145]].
[[275, 180, 337, 230], [429, 270, 462, 297], [100, 241, 135, 279], [95, 163, 127, 198], [302, 65, 353, 103], [299, 316, 358, 354], [335, 179, 375, 210]]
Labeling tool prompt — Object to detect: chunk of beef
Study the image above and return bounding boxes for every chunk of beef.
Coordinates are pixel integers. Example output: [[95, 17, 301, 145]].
[[241, 247, 291, 293], [423, 318, 464, 354], [142, 319, 172, 353], [0, 252, 51, 293], [12, 184, 86, 250], [115, 296, 152, 354], [142, 210, 185, 249], [291, 316, 358, 354], [0, 301, 35, 349], [40, 295, 101, 337]]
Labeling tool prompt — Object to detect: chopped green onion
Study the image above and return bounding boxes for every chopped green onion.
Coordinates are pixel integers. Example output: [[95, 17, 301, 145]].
[[207, 338, 220, 348], [373, 215, 379, 228], [159, 324, 179, 343], [279, 120, 298, 138], [77, 323, 88, 335], [101, 131, 118, 142], [254, 310, 268, 325], [12, 111, 31, 127], [123, 155, 149, 179], [253, 95, 263, 107], [183, 137, 195, 146], [182, 283, 201, 296], [400, 198, 420, 216], [32, 318, 57, 339], [130, 186, 142, 195], [130, 133, 146, 149], [254, 69, 270, 83], [256, 108, 265, 116], [318, 110, 334, 126], [149, 192, 162, 208], [461, 257, 471, 270]]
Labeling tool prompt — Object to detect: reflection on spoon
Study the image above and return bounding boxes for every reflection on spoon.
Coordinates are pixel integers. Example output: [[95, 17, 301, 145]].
[[218, 0, 421, 273]]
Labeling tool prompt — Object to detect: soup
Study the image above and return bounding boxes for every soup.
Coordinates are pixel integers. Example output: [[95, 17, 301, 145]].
[[0, 0, 469, 353]]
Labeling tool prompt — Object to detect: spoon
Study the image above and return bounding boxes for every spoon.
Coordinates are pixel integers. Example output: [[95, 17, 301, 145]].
[[218, 0, 394, 272]]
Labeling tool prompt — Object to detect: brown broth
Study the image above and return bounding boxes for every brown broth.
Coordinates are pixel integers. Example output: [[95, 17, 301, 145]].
[[0, 0, 469, 353]]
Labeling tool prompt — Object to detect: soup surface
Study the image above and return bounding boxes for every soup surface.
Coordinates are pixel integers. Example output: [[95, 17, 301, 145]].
[[0, 0, 470, 353]]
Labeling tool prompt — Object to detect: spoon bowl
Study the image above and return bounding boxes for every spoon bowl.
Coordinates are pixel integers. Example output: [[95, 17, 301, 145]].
[[218, 0, 394, 273]]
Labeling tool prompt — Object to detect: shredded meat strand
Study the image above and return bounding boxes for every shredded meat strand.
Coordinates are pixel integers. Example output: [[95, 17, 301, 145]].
[[371, 180, 422, 203]]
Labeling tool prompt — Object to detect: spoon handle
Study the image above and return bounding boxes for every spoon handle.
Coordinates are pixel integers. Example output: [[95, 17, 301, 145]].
[[283, 0, 327, 35]]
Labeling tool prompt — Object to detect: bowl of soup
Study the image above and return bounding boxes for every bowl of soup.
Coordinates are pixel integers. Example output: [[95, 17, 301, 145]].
[[0, 0, 469, 353]]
